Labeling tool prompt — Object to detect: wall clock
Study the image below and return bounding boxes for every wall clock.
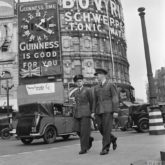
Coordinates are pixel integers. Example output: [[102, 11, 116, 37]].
[[21, 10, 56, 42]]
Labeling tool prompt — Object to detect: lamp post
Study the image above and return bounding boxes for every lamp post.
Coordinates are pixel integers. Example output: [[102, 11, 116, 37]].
[[2, 79, 14, 116], [138, 7, 157, 106], [138, 7, 165, 135], [1, 73, 14, 116]]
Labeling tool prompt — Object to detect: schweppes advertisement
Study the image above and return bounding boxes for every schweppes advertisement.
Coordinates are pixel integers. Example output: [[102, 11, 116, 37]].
[[18, 0, 62, 85]]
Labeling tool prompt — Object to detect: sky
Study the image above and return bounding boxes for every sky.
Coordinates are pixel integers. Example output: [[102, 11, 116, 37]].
[[15, 0, 165, 102], [122, 0, 165, 102]]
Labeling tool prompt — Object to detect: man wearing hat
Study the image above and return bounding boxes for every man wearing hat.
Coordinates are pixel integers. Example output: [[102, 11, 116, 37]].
[[92, 68, 119, 155], [72, 74, 94, 154]]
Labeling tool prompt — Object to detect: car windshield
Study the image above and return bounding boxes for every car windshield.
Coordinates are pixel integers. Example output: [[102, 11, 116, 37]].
[[19, 103, 54, 116]]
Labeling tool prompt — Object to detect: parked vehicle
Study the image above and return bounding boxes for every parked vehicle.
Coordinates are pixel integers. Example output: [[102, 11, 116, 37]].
[[129, 103, 149, 133], [1, 111, 18, 139], [16, 102, 76, 145], [115, 102, 150, 133], [0, 106, 15, 139], [129, 102, 165, 133]]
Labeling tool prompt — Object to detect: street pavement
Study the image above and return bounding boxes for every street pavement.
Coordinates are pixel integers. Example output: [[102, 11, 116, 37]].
[[0, 132, 165, 165]]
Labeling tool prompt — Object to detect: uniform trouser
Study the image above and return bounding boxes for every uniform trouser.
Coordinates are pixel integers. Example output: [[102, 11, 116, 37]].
[[75, 117, 91, 151], [95, 113, 114, 151]]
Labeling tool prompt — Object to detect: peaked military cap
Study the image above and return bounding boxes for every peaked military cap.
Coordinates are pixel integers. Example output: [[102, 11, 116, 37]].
[[73, 74, 84, 82], [94, 68, 108, 76]]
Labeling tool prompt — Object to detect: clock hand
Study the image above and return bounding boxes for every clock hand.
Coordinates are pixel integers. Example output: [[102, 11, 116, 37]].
[[35, 24, 53, 34], [47, 16, 54, 21], [38, 18, 45, 26]]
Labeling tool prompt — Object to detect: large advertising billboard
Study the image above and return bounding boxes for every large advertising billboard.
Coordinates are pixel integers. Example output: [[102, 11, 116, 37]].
[[60, 0, 125, 40], [18, 0, 62, 85]]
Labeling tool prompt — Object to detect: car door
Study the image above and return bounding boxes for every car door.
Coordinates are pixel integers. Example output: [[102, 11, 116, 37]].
[[53, 105, 66, 134], [63, 106, 75, 133]]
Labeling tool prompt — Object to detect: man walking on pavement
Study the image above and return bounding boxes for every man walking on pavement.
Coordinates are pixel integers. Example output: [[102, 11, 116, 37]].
[[92, 68, 119, 155], [72, 74, 94, 154]]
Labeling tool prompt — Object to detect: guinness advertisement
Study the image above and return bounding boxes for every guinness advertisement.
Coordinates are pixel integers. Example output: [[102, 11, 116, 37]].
[[18, 0, 62, 85]]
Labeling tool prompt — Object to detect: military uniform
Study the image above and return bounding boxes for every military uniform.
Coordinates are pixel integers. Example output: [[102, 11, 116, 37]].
[[73, 75, 93, 154], [93, 69, 119, 154]]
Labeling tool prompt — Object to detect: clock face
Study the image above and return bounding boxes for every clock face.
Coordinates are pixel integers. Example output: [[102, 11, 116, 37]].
[[21, 10, 56, 42]]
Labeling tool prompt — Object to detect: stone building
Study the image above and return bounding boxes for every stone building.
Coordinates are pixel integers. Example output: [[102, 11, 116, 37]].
[[0, 0, 135, 109], [0, 0, 18, 109], [154, 67, 165, 102]]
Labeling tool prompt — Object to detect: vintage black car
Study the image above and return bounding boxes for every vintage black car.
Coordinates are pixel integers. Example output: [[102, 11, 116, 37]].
[[129, 103, 149, 133], [129, 103, 165, 133], [16, 102, 76, 144], [116, 102, 150, 133]]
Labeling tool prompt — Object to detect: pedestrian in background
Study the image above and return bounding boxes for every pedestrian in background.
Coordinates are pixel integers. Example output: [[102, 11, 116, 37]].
[[73, 74, 94, 154], [92, 68, 119, 155]]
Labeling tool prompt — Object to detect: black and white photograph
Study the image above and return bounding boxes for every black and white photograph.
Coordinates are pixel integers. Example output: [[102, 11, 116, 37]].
[[0, 0, 165, 164]]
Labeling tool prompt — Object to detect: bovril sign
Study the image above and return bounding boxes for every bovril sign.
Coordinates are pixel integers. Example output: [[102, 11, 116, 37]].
[[60, 0, 125, 39]]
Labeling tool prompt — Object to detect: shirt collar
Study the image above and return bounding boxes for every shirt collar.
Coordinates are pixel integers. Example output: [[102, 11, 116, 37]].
[[78, 86, 83, 91], [102, 79, 106, 85]]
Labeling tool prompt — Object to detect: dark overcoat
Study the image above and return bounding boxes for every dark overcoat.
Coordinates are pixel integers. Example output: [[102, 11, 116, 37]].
[[92, 80, 119, 151], [73, 87, 93, 118], [93, 80, 119, 114], [72, 86, 93, 151]]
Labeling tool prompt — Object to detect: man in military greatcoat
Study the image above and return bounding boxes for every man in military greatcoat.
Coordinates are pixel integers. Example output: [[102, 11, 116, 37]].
[[92, 68, 119, 155], [73, 74, 94, 154]]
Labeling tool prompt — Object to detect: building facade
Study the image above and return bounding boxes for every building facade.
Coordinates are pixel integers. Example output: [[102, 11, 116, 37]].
[[0, 0, 18, 109], [60, 0, 129, 85], [0, 0, 134, 110], [154, 67, 165, 102]]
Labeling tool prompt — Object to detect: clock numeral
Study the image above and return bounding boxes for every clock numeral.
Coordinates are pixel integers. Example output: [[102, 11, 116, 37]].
[[43, 11, 47, 18], [49, 24, 56, 28], [29, 34, 35, 41], [37, 36, 42, 41], [43, 34, 48, 40], [21, 25, 28, 30], [23, 30, 30, 37], [28, 13, 34, 20], [23, 18, 29, 23], [36, 10, 41, 17]]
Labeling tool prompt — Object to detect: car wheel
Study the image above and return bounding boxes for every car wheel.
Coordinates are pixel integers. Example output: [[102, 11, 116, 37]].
[[43, 126, 56, 144], [138, 118, 149, 133], [133, 127, 141, 133], [21, 138, 33, 145], [120, 127, 127, 131], [1, 128, 11, 140], [62, 135, 70, 140]]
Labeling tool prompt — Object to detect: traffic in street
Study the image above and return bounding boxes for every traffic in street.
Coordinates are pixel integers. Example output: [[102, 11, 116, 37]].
[[0, 130, 136, 157]]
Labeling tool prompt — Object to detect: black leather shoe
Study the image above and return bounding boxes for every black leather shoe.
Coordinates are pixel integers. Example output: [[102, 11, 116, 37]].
[[100, 150, 109, 155], [112, 137, 117, 150], [88, 137, 94, 150], [79, 150, 87, 154]]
